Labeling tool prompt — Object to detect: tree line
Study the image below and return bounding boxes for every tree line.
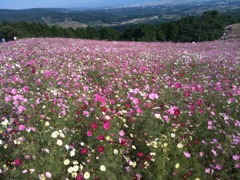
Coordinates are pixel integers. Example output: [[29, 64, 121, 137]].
[[0, 10, 239, 42]]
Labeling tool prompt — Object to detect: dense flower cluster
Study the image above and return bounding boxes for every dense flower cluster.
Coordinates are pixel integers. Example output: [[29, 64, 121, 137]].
[[0, 38, 239, 179]]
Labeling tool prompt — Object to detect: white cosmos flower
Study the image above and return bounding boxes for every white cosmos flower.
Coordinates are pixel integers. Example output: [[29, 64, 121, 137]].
[[100, 165, 106, 171], [57, 139, 63, 146], [51, 131, 59, 138], [64, 159, 70, 165], [177, 143, 184, 149], [113, 149, 119, 154], [84, 172, 90, 179], [70, 150, 75, 157]]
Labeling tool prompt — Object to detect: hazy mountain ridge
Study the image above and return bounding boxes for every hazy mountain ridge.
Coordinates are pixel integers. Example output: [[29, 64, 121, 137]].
[[0, 0, 239, 28]]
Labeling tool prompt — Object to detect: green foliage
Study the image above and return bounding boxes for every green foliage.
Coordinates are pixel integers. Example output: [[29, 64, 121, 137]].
[[0, 10, 239, 42], [0, 24, 21, 41]]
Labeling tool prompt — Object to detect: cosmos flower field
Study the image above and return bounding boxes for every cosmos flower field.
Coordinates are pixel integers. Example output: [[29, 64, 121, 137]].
[[0, 38, 239, 180]]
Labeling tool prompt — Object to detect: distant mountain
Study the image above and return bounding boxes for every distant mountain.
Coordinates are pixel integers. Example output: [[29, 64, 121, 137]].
[[111, 0, 215, 8], [0, 0, 239, 28]]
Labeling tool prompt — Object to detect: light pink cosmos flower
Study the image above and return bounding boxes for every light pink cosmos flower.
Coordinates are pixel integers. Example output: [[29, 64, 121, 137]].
[[45, 172, 52, 179], [26, 127, 37, 132], [18, 125, 26, 131], [23, 86, 29, 93], [205, 168, 211, 174], [44, 70, 52, 78], [183, 152, 191, 158], [5, 96, 12, 102], [163, 115, 170, 123], [149, 93, 159, 100], [135, 174, 142, 180], [211, 149, 218, 157], [132, 98, 140, 105], [233, 155, 240, 161], [119, 130, 125, 137], [17, 106, 26, 114], [11, 88, 17, 95], [83, 111, 90, 117], [136, 107, 143, 114], [167, 106, 179, 115]]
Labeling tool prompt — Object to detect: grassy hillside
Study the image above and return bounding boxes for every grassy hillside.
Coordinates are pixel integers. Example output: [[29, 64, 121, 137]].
[[0, 38, 239, 179]]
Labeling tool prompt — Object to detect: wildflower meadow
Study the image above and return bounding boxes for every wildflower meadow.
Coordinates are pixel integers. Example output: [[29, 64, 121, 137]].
[[0, 38, 239, 179]]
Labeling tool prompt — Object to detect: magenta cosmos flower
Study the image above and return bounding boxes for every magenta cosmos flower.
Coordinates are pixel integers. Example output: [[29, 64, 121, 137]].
[[81, 148, 88, 155], [13, 159, 22, 166], [98, 146, 105, 154], [76, 174, 84, 180]]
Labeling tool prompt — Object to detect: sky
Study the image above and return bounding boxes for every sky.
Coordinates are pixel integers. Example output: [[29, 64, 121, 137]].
[[0, 0, 174, 9]]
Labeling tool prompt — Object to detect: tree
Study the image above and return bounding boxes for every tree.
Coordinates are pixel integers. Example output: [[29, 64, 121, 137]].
[[122, 26, 138, 41], [99, 27, 120, 40], [86, 27, 100, 39], [136, 24, 156, 42], [0, 25, 21, 41], [156, 29, 166, 41]]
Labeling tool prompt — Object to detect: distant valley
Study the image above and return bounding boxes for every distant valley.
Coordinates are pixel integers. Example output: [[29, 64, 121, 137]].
[[0, 0, 239, 29]]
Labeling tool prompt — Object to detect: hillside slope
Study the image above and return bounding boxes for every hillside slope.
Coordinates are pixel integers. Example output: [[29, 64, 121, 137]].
[[0, 38, 239, 179], [222, 23, 240, 40]]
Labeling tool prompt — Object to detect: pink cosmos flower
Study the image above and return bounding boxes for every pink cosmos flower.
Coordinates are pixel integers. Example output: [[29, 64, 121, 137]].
[[174, 82, 182, 89], [94, 94, 106, 106], [23, 86, 29, 93], [5, 96, 12, 102], [87, 130, 93, 137], [167, 106, 179, 115], [163, 115, 170, 123], [205, 168, 211, 174], [149, 93, 159, 100], [110, 99, 115, 104], [134, 174, 142, 180], [215, 164, 222, 170], [91, 122, 98, 130], [184, 91, 191, 97], [44, 70, 52, 78], [45, 172, 52, 178], [119, 130, 125, 137], [233, 155, 240, 161], [36, 98, 40, 104], [83, 86, 89, 92], [103, 121, 110, 130], [136, 107, 143, 114], [17, 106, 26, 114], [18, 125, 26, 131], [235, 164, 240, 168], [211, 149, 218, 157], [132, 98, 140, 105], [11, 88, 17, 95], [25, 155, 31, 160], [83, 111, 90, 117], [183, 152, 191, 158]]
